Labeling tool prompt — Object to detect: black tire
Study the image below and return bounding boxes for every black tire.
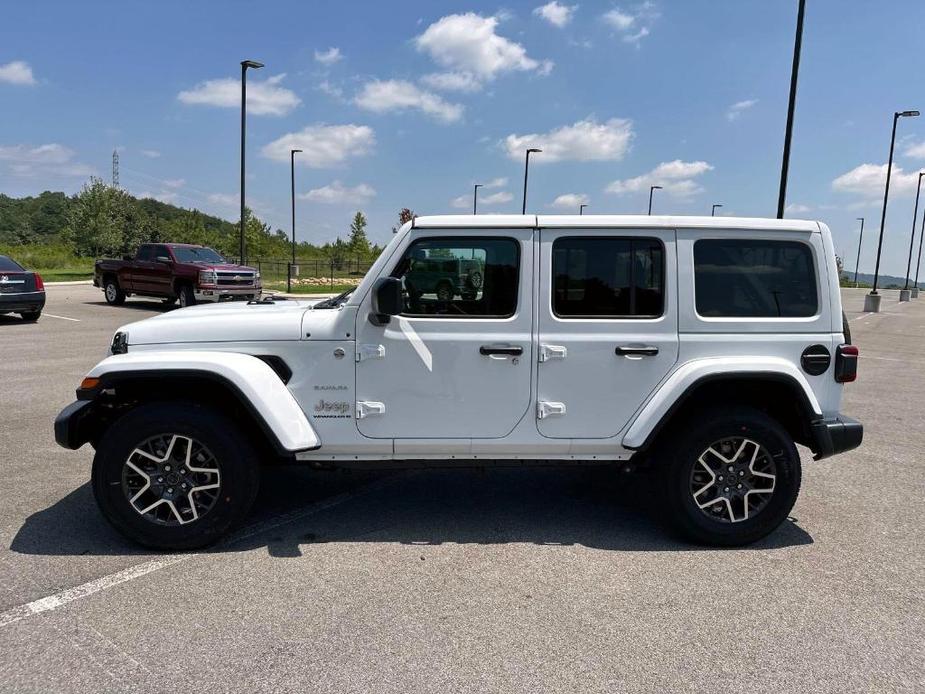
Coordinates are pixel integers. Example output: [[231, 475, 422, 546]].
[[91, 402, 260, 550], [20, 310, 41, 322], [461, 291, 477, 301], [162, 296, 177, 306], [658, 407, 801, 546], [436, 281, 453, 302], [103, 277, 126, 305], [177, 283, 196, 308], [842, 311, 852, 345]]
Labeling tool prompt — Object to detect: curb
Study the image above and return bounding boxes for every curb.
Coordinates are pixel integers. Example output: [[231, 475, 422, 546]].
[[45, 280, 93, 286]]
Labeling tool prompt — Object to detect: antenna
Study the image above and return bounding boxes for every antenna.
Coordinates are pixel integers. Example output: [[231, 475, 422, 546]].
[[112, 150, 120, 188]]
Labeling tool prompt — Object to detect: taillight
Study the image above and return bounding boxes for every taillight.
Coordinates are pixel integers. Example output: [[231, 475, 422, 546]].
[[34, 273, 44, 290], [835, 344, 858, 383]]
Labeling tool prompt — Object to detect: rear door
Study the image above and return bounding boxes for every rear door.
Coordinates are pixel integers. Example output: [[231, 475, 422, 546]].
[[536, 228, 679, 438], [129, 244, 157, 294], [354, 229, 534, 440]]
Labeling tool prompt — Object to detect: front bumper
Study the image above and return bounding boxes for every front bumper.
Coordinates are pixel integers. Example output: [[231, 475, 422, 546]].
[[0, 291, 46, 313], [194, 286, 260, 302], [810, 415, 863, 460], [54, 400, 97, 450]]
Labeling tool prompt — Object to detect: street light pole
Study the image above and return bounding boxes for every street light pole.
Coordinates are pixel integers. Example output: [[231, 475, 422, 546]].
[[473, 184, 482, 214], [648, 185, 662, 215], [711, 204, 723, 217], [903, 172, 925, 291], [288, 148, 302, 293], [853, 217, 864, 286], [777, 0, 805, 219], [869, 110, 919, 304], [579, 204, 588, 215], [914, 201, 925, 292], [239, 59, 264, 265], [522, 148, 541, 214]]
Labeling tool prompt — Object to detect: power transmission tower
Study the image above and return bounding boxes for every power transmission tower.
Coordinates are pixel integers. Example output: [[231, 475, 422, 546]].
[[112, 150, 120, 188]]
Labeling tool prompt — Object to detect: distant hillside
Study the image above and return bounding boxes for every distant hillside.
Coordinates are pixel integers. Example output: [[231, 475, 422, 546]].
[[842, 271, 913, 288]]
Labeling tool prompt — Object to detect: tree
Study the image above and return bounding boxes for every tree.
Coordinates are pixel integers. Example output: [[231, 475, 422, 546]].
[[63, 178, 139, 257], [392, 208, 415, 234], [348, 211, 370, 257]]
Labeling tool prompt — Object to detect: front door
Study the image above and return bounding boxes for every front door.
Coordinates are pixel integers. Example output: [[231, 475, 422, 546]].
[[536, 229, 679, 439], [355, 230, 534, 439]]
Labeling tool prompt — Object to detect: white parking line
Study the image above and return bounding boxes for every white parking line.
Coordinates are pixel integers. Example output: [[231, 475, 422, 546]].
[[0, 476, 394, 630], [43, 313, 81, 322]]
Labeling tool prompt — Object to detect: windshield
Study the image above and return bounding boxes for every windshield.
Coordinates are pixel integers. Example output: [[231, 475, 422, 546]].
[[312, 288, 355, 309], [171, 246, 227, 264]]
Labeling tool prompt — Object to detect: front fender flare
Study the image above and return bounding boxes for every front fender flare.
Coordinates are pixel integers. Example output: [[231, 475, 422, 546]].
[[622, 357, 822, 451], [85, 351, 319, 453]]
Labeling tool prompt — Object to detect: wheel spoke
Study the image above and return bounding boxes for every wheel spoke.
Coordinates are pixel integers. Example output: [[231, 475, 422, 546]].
[[689, 436, 777, 524]]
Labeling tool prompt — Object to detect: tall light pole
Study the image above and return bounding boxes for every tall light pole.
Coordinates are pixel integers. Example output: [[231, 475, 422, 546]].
[[711, 204, 723, 217], [868, 110, 919, 307], [288, 148, 302, 293], [853, 217, 865, 286], [239, 59, 264, 264], [648, 185, 662, 215], [522, 148, 542, 214], [579, 203, 588, 215], [777, 0, 806, 218], [473, 184, 482, 214], [914, 202, 925, 293], [903, 171, 925, 292]]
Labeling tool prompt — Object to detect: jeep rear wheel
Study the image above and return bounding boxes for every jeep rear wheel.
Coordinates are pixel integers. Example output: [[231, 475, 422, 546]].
[[91, 402, 259, 550], [436, 281, 453, 302], [659, 407, 801, 546]]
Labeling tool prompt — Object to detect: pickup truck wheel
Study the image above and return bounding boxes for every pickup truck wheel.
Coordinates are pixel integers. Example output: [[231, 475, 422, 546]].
[[659, 407, 801, 547], [178, 284, 196, 308], [104, 278, 126, 305], [91, 402, 260, 550]]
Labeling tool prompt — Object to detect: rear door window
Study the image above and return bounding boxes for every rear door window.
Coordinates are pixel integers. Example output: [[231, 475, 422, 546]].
[[694, 239, 817, 317], [136, 245, 155, 262]]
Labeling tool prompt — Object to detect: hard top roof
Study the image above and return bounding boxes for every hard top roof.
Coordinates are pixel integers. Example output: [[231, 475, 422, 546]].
[[411, 214, 821, 232]]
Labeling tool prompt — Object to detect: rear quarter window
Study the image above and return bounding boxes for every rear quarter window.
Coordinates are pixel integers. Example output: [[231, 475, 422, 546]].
[[694, 239, 817, 318]]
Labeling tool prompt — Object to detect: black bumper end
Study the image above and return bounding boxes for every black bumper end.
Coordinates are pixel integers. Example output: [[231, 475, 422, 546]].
[[54, 400, 96, 450], [810, 415, 863, 460]]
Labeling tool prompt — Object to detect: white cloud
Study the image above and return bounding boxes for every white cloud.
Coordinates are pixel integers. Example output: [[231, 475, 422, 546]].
[[162, 178, 186, 189], [0, 60, 36, 86], [207, 192, 238, 206], [726, 99, 758, 121], [415, 13, 552, 84], [550, 193, 589, 209], [261, 124, 376, 168], [503, 118, 634, 162], [300, 180, 376, 205], [178, 74, 300, 116], [602, 3, 659, 44], [482, 191, 513, 205], [904, 141, 925, 159], [452, 188, 513, 208], [317, 80, 346, 101], [534, 2, 578, 28], [785, 203, 812, 214], [832, 163, 923, 198], [355, 80, 463, 123], [0, 143, 94, 178], [314, 47, 342, 65], [140, 149, 161, 158], [605, 159, 713, 198], [484, 177, 507, 188], [420, 71, 482, 93]]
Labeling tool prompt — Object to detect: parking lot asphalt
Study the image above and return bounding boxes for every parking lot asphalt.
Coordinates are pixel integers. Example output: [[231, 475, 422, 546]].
[[0, 284, 923, 693]]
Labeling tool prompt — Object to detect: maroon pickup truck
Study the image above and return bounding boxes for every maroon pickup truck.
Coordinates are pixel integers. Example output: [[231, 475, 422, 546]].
[[94, 243, 261, 307]]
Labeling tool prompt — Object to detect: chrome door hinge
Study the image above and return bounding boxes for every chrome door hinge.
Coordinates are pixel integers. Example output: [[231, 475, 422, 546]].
[[356, 401, 386, 419], [537, 401, 567, 419], [356, 344, 385, 362], [538, 344, 567, 362]]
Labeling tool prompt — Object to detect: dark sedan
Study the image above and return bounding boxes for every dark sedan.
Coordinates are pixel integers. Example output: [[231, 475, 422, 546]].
[[0, 255, 45, 321]]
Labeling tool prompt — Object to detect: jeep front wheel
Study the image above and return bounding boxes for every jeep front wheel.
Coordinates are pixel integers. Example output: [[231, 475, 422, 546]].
[[91, 402, 259, 550], [659, 407, 801, 546]]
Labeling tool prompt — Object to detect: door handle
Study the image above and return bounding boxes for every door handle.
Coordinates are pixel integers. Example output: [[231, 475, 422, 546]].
[[479, 345, 523, 356], [616, 345, 659, 357]]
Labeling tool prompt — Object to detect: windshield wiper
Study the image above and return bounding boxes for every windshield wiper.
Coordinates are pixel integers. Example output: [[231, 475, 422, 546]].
[[313, 288, 354, 309]]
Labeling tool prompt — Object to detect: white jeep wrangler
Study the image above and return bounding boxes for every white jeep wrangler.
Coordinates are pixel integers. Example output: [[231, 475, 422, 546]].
[[55, 215, 862, 549]]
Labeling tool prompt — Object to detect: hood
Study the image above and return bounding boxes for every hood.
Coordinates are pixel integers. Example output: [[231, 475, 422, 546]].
[[121, 298, 324, 346], [196, 263, 258, 272]]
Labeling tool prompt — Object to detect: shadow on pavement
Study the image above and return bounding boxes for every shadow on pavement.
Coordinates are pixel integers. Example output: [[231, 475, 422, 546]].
[[10, 465, 813, 558], [85, 299, 174, 312]]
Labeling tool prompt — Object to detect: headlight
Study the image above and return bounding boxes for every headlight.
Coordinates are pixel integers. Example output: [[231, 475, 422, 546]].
[[255, 271, 261, 280], [198, 270, 217, 286], [111, 331, 128, 355]]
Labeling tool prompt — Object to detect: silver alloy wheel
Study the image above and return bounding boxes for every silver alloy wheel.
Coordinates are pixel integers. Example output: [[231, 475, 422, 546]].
[[690, 437, 776, 523], [436, 283, 453, 301], [179, 290, 189, 307], [121, 434, 221, 526], [105, 282, 117, 302]]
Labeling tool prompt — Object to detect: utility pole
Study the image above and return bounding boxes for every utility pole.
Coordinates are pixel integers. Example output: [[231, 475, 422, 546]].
[[777, 0, 805, 218]]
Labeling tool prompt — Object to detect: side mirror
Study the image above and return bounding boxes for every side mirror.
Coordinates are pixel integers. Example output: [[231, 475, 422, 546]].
[[155, 256, 172, 264], [369, 277, 402, 326]]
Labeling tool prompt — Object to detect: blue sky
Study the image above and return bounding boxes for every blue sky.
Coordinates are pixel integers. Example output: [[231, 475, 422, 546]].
[[2, 0, 925, 277]]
